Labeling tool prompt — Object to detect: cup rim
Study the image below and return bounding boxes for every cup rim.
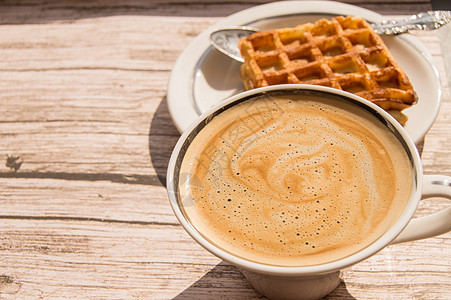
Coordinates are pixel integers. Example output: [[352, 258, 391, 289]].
[[166, 84, 422, 276]]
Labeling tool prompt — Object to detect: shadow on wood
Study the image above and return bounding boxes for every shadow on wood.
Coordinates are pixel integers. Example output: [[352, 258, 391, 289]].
[[171, 261, 357, 299], [172, 261, 265, 299], [149, 96, 180, 186]]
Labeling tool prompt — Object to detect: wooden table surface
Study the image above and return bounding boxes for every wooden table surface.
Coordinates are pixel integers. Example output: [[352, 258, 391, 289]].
[[0, 1, 449, 299]]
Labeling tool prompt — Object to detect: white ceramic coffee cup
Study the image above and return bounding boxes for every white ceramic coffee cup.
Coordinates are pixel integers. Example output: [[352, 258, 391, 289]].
[[166, 85, 451, 300]]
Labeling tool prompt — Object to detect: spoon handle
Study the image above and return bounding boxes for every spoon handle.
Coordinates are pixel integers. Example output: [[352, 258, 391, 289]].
[[371, 10, 451, 35]]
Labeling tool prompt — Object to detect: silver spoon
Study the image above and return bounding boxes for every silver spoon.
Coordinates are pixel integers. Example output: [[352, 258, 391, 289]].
[[209, 10, 451, 62]]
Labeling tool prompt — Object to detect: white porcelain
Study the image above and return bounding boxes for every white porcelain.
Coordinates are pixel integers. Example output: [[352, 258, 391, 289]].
[[166, 85, 451, 300], [241, 269, 341, 300], [167, 1, 442, 145]]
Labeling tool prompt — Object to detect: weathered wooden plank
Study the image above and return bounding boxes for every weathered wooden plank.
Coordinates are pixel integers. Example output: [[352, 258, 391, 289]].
[[0, 0, 432, 24], [0, 16, 210, 71], [0, 219, 448, 299], [0, 178, 172, 220], [0, 133, 179, 180], [0, 219, 225, 299]]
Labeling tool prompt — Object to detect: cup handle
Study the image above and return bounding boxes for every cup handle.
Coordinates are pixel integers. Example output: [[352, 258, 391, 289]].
[[392, 175, 451, 245]]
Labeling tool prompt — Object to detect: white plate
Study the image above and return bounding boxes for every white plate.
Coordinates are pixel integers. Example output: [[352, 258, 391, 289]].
[[167, 1, 442, 144]]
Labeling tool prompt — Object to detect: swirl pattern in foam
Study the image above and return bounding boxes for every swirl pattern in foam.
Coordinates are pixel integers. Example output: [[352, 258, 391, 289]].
[[179, 93, 412, 267]]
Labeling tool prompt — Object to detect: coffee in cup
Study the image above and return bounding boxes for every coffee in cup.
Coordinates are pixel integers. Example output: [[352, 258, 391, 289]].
[[177, 89, 413, 267]]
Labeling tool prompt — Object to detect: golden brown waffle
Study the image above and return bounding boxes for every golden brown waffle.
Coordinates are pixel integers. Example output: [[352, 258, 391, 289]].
[[238, 16, 417, 125]]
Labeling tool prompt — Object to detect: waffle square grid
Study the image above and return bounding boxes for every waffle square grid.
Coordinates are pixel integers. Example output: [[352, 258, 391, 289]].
[[238, 16, 418, 125]]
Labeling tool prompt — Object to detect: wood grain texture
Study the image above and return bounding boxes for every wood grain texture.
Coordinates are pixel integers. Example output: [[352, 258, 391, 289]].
[[0, 1, 449, 299]]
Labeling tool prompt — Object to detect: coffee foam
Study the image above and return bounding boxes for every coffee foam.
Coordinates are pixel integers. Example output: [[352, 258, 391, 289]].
[[179, 93, 412, 267]]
